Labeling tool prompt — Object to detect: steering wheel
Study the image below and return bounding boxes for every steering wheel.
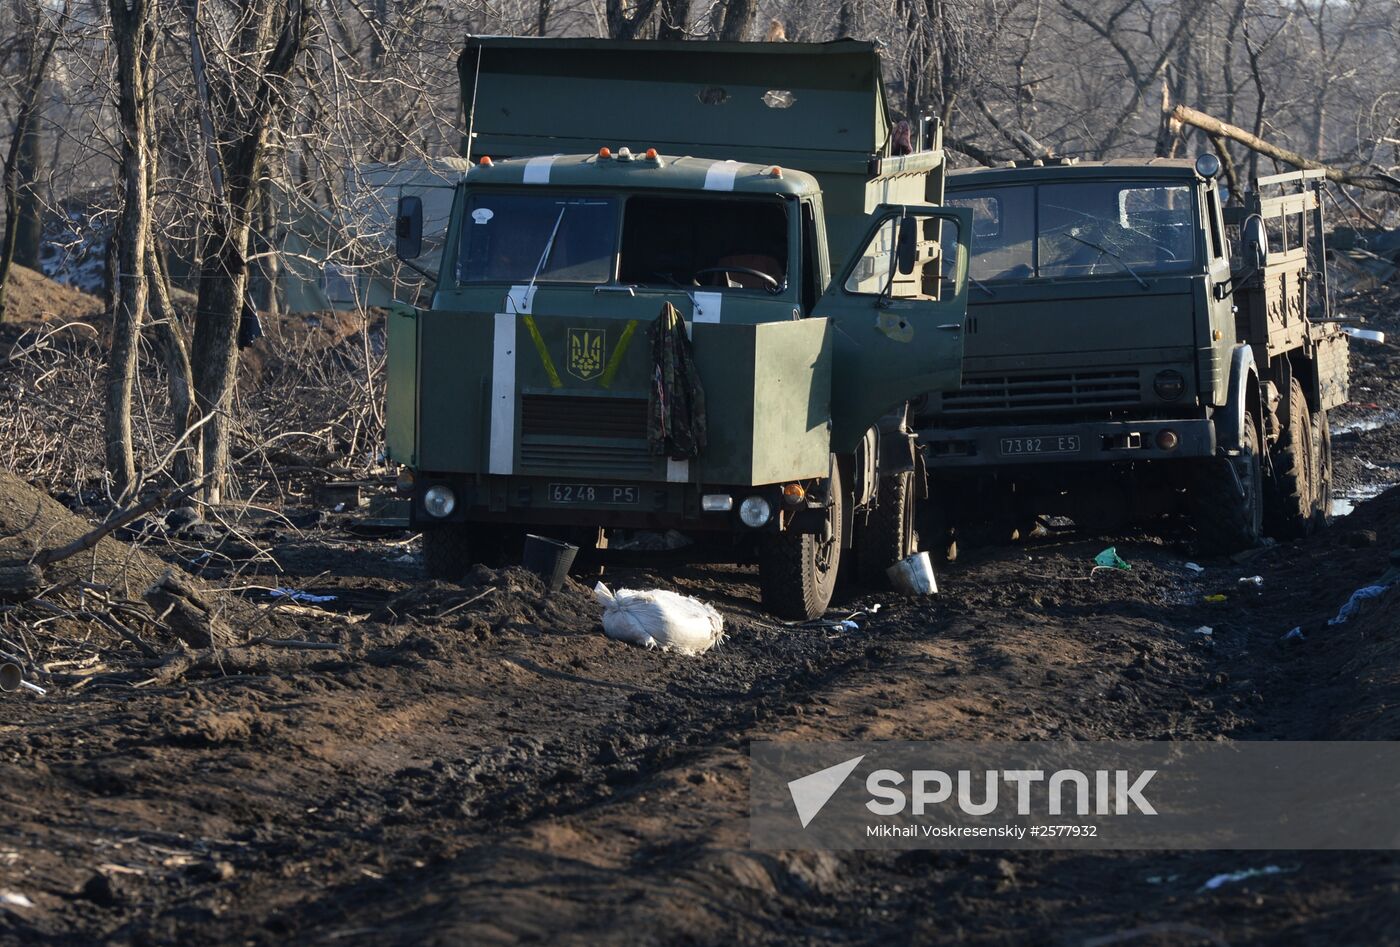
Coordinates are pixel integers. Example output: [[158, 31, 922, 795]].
[[692, 266, 781, 293]]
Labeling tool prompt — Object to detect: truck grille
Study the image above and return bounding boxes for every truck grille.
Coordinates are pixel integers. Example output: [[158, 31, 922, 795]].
[[518, 395, 655, 475], [942, 370, 1142, 415]]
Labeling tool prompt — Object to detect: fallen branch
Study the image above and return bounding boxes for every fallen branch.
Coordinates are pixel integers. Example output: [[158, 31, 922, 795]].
[[33, 482, 200, 567], [1170, 104, 1400, 194]]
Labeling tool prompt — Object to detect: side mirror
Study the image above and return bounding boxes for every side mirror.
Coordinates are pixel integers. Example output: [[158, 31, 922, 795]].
[[1241, 214, 1268, 269], [896, 215, 918, 275], [395, 195, 423, 260]]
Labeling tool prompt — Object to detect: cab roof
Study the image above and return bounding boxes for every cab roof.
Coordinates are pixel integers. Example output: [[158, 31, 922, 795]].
[[949, 158, 1202, 188], [464, 153, 821, 198]]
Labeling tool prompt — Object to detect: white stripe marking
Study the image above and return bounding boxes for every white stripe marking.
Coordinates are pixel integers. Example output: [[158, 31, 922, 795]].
[[667, 458, 690, 483], [522, 155, 557, 184], [489, 313, 516, 475], [507, 284, 536, 314], [703, 160, 740, 191]]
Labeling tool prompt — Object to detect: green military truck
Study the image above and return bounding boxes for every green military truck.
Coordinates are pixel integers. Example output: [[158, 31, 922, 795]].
[[915, 159, 1348, 554], [386, 38, 972, 618]]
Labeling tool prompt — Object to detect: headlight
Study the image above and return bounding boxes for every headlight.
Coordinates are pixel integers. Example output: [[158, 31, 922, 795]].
[[423, 485, 456, 518], [738, 496, 772, 528], [1153, 370, 1186, 401]]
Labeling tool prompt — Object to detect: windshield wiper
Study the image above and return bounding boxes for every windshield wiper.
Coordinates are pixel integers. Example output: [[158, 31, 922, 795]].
[[1066, 232, 1149, 290]]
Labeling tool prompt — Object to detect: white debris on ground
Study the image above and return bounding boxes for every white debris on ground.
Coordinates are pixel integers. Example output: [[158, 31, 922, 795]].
[[1198, 865, 1290, 892], [594, 583, 725, 656]]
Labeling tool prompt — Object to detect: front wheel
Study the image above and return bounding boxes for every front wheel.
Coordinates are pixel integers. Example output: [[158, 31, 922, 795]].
[[1190, 409, 1263, 555], [759, 463, 845, 620], [855, 469, 917, 588]]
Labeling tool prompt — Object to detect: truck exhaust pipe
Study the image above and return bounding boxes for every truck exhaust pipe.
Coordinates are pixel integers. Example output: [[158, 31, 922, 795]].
[[0, 662, 46, 696]]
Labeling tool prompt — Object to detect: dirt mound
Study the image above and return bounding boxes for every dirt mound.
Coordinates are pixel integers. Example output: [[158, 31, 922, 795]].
[[0, 263, 103, 324], [0, 468, 168, 593], [375, 564, 602, 640]]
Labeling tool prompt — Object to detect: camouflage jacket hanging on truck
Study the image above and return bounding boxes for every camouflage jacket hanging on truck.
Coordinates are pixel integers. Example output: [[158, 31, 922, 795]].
[[648, 302, 708, 460]]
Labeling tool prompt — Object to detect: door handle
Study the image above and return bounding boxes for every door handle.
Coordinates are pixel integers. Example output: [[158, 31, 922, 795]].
[[937, 323, 962, 331], [593, 285, 637, 296]]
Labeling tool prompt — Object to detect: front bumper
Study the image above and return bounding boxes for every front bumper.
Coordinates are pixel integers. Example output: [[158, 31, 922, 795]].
[[920, 417, 1216, 469], [408, 475, 820, 533]]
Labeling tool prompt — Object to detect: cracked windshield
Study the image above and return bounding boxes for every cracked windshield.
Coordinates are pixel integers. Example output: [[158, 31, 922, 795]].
[[949, 181, 1197, 283]]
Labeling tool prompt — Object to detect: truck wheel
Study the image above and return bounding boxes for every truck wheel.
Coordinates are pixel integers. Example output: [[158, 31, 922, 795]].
[[1311, 407, 1333, 527], [1265, 378, 1316, 539], [759, 463, 844, 620], [1191, 409, 1263, 555], [422, 523, 475, 579], [855, 470, 916, 588]]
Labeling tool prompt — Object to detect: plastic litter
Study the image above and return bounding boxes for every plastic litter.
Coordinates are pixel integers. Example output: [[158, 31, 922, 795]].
[[594, 583, 724, 655], [1281, 627, 1305, 641], [1193, 626, 1214, 636], [269, 588, 337, 605], [1093, 547, 1132, 571], [0, 890, 35, 909], [1184, 562, 1205, 574], [1198, 865, 1288, 891], [1328, 584, 1391, 625], [1204, 594, 1228, 603], [1238, 576, 1264, 588]]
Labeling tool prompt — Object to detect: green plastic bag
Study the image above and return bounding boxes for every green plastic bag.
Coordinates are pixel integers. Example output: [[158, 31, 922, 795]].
[[1094, 547, 1131, 570]]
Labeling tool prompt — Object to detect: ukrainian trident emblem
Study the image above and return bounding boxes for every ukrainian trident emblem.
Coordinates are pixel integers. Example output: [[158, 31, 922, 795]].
[[567, 328, 606, 381]]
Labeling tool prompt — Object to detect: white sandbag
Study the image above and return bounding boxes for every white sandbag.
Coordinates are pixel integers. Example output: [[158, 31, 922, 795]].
[[593, 582, 725, 655]]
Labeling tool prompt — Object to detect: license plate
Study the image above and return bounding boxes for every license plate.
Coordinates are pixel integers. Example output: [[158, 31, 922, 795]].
[[548, 483, 640, 504], [999, 434, 1081, 456]]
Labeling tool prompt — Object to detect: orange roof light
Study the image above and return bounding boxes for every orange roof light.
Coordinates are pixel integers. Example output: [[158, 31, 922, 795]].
[[770, 166, 783, 178], [479, 155, 492, 167], [598, 147, 612, 159], [645, 148, 658, 160]]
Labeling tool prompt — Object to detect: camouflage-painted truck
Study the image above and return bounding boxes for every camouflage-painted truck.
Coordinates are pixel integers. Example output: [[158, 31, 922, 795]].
[[915, 159, 1348, 554], [386, 38, 972, 618]]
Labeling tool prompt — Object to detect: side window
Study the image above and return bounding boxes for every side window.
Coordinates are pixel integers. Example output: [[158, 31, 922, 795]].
[[845, 214, 962, 299], [845, 219, 897, 294]]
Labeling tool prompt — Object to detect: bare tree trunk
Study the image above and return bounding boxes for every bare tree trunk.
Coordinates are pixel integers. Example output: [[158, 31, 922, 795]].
[[188, 0, 313, 504], [0, 0, 68, 323], [718, 0, 758, 40], [105, 0, 158, 498], [656, 0, 691, 39], [146, 241, 200, 485]]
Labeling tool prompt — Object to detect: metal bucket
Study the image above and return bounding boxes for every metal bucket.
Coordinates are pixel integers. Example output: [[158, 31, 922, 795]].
[[0, 662, 44, 695], [886, 551, 938, 596], [522, 534, 579, 592]]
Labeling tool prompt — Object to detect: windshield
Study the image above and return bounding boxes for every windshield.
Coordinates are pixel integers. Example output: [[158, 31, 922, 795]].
[[619, 195, 789, 293], [458, 194, 617, 284], [947, 180, 1198, 283]]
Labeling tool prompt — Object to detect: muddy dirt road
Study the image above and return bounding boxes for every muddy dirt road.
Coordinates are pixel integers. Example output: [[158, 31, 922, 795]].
[[2, 284, 1399, 946]]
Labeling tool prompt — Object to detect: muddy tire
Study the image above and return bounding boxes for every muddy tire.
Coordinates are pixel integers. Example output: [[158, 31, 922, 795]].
[[1191, 409, 1263, 555], [1311, 407, 1333, 529], [1265, 378, 1316, 539], [855, 470, 917, 588], [421, 523, 475, 579], [759, 463, 844, 620]]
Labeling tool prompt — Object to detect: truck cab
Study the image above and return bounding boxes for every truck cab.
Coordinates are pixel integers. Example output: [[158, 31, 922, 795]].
[[387, 38, 972, 618], [916, 158, 1347, 553]]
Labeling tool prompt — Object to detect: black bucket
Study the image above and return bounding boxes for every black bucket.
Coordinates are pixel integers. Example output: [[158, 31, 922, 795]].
[[522, 534, 579, 592]]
